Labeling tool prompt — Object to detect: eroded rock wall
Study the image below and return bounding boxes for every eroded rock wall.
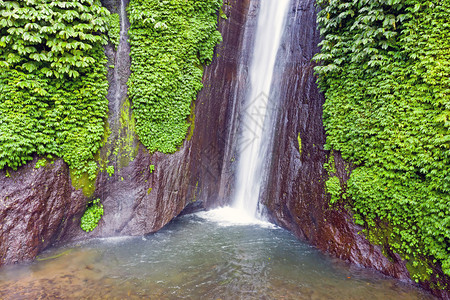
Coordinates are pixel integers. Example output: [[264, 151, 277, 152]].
[[263, 0, 410, 279]]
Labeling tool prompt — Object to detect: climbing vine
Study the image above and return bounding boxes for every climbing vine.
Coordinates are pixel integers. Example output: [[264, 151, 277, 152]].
[[127, 0, 222, 153], [315, 0, 450, 283], [0, 0, 109, 177]]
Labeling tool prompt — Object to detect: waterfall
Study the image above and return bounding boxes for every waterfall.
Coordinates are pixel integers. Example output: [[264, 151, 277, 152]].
[[232, 0, 290, 219], [97, 0, 134, 232], [111, 0, 129, 119]]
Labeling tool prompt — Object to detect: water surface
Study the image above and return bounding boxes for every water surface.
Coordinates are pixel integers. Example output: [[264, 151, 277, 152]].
[[0, 211, 433, 299]]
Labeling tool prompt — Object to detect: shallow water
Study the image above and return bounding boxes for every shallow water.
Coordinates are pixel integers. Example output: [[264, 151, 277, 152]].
[[0, 211, 433, 299]]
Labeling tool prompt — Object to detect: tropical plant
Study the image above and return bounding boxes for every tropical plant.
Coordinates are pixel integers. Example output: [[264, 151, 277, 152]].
[[127, 0, 222, 153], [80, 198, 104, 232], [0, 0, 110, 178]]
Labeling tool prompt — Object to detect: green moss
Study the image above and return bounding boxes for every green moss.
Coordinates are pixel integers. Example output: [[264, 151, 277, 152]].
[[323, 151, 336, 174], [97, 98, 139, 175], [219, 7, 228, 20], [406, 259, 433, 283], [117, 98, 138, 169], [297, 132, 302, 155], [192, 180, 199, 202], [70, 169, 97, 198], [186, 103, 196, 141], [36, 249, 73, 262]]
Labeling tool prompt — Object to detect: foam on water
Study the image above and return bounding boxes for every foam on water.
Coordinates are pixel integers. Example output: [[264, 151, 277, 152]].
[[196, 207, 276, 228]]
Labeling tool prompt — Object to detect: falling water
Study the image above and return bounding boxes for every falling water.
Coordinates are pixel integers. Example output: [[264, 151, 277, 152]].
[[232, 0, 291, 219], [111, 0, 129, 118]]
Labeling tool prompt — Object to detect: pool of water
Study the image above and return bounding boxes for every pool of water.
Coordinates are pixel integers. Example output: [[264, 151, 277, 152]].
[[0, 209, 434, 299]]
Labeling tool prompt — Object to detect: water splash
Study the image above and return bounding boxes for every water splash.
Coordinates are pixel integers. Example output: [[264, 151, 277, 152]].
[[232, 0, 291, 220], [196, 207, 275, 228]]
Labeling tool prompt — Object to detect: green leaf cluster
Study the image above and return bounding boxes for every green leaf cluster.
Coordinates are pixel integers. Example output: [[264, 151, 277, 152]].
[[80, 198, 104, 232], [0, 0, 109, 177], [315, 0, 450, 279], [106, 165, 114, 177], [324, 152, 345, 205], [0, 0, 109, 78], [315, 0, 450, 281], [106, 13, 120, 50], [127, 0, 222, 153]]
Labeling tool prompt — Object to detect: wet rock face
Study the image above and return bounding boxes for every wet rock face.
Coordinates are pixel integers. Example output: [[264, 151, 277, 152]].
[[50, 0, 252, 242], [0, 158, 85, 265]]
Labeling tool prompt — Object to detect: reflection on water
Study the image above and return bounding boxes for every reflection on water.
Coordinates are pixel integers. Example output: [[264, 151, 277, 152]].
[[0, 213, 434, 299]]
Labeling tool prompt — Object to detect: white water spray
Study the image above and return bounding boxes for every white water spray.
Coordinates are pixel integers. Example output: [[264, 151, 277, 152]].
[[112, 0, 128, 115], [232, 0, 290, 219]]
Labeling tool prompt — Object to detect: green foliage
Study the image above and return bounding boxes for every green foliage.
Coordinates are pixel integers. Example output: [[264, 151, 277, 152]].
[[80, 198, 104, 232], [70, 168, 97, 197], [127, 0, 222, 153], [0, 0, 109, 176], [35, 158, 47, 169], [219, 8, 227, 20], [106, 13, 120, 50], [326, 176, 342, 205], [324, 152, 346, 205], [315, 0, 450, 281], [149, 164, 155, 173], [106, 165, 114, 177]]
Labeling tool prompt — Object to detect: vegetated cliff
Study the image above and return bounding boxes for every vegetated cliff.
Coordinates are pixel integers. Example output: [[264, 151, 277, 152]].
[[260, 0, 449, 298], [312, 0, 450, 297], [0, 0, 250, 264], [262, 0, 412, 280]]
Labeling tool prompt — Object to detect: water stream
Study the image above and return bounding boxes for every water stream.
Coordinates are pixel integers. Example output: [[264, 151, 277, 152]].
[[0, 214, 433, 299], [233, 0, 290, 219], [109, 0, 130, 123]]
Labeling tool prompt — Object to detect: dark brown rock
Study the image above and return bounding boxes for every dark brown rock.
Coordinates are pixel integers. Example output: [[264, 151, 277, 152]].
[[0, 157, 85, 265]]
